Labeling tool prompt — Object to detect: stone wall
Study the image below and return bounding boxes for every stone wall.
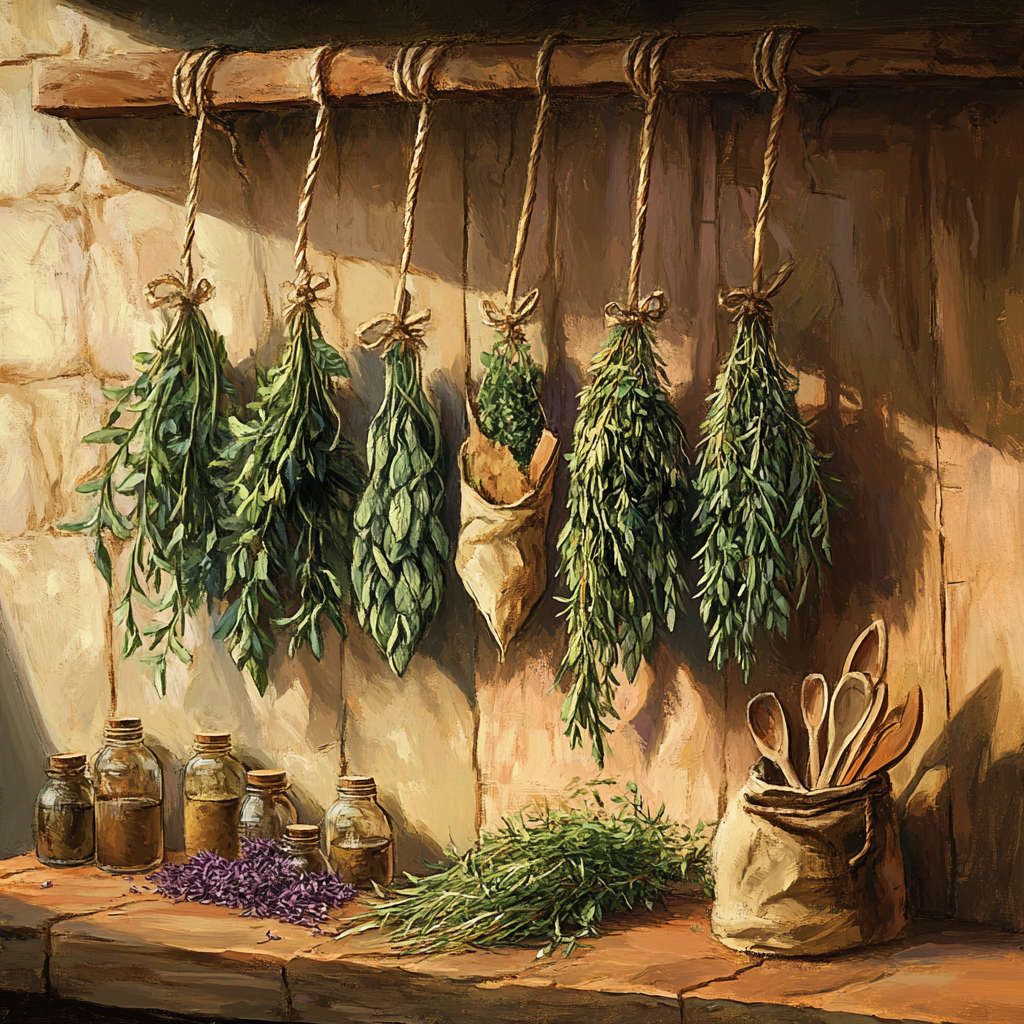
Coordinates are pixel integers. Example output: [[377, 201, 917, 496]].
[[1, 2, 1022, 928]]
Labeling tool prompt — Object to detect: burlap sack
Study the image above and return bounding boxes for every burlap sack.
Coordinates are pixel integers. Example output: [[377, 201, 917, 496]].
[[455, 412, 558, 659], [711, 759, 906, 956]]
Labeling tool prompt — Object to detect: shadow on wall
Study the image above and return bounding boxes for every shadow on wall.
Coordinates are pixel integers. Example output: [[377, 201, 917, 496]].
[[0, 609, 49, 858]]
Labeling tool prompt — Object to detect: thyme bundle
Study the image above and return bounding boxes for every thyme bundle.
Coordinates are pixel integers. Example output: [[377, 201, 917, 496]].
[[66, 292, 230, 694], [215, 49, 366, 694], [342, 780, 711, 958], [694, 30, 832, 679]]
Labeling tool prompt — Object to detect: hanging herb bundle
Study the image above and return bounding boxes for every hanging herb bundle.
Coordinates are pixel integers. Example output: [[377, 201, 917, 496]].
[[352, 44, 449, 677], [555, 37, 691, 768], [694, 31, 832, 680], [340, 780, 711, 958], [215, 49, 366, 694], [63, 49, 235, 695]]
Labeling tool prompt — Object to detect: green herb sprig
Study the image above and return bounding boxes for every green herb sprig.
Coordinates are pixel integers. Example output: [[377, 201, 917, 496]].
[[352, 340, 448, 676], [694, 303, 832, 679], [342, 780, 711, 958], [64, 298, 231, 694], [215, 302, 366, 695], [555, 319, 691, 767]]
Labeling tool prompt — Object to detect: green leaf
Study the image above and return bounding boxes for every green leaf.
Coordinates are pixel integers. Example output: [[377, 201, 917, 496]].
[[309, 333, 350, 378]]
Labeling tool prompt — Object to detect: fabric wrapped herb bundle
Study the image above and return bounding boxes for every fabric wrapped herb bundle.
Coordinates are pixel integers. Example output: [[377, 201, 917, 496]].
[[340, 780, 711, 958], [216, 294, 366, 694], [352, 313, 448, 677], [555, 301, 690, 767]]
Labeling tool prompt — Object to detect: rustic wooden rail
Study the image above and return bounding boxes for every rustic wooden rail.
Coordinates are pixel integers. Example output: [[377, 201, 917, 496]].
[[33, 27, 1024, 118]]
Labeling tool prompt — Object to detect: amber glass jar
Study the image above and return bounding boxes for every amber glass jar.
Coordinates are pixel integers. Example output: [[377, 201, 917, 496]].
[[35, 753, 94, 867], [322, 776, 393, 887], [282, 824, 329, 875], [238, 770, 297, 841], [93, 718, 164, 873], [183, 732, 246, 859]]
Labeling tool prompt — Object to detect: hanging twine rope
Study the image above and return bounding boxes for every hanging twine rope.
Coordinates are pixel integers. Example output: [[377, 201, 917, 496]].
[[604, 33, 673, 329], [146, 46, 247, 309], [480, 34, 561, 338], [284, 44, 338, 322], [720, 28, 800, 320], [357, 42, 446, 355]]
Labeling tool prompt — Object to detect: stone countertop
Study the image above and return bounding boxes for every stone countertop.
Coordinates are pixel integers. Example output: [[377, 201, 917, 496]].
[[1, 854, 1021, 1024]]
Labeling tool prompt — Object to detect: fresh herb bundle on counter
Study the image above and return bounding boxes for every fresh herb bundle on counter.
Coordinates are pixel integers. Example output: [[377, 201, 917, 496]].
[[342, 780, 711, 958], [216, 298, 366, 694], [555, 313, 691, 767], [64, 291, 232, 694]]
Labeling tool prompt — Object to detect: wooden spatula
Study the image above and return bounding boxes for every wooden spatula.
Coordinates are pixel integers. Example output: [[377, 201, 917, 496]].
[[835, 681, 887, 786], [850, 685, 923, 782], [842, 619, 888, 683]]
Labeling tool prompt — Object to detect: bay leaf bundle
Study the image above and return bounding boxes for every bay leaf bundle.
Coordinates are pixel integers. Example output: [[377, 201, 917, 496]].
[[352, 339, 448, 676], [694, 300, 832, 679], [64, 292, 231, 694], [215, 301, 366, 695], [555, 315, 690, 767]]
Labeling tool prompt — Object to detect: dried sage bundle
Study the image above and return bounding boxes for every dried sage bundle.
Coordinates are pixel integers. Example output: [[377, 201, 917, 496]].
[[352, 329, 447, 676], [216, 299, 366, 694]]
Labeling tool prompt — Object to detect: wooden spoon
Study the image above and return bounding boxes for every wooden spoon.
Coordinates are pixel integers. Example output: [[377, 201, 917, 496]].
[[835, 681, 887, 786], [842, 619, 888, 683], [747, 693, 806, 790], [851, 685, 924, 782], [817, 672, 874, 788], [800, 673, 829, 788]]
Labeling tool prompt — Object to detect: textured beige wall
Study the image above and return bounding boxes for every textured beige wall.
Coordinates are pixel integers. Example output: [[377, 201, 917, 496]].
[[1, 2, 1022, 926]]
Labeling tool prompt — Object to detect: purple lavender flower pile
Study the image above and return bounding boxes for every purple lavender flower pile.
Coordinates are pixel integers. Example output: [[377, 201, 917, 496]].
[[147, 838, 356, 926]]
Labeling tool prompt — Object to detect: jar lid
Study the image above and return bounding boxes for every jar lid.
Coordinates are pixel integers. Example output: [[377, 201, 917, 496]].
[[49, 752, 87, 772], [194, 731, 231, 749], [104, 717, 143, 741], [285, 824, 319, 842], [247, 769, 287, 789], [337, 774, 376, 796]]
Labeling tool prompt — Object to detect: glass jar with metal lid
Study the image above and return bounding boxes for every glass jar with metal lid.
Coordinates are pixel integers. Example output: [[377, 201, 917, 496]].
[[34, 752, 94, 867], [281, 824, 329, 875], [183, 731, 246, 859], [238, 769, 297, 841], [93, 717, 164, 873], [322, 775, 393, 887]]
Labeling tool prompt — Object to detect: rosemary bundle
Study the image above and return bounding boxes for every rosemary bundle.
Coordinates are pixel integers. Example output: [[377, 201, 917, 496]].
[[694, 300, 831, 678], [65, 291, 231, 694], [352, 334, 447, 677], [555, 315, 690, 766], [215, 300, 366, 694], [343, 780, 711, 958]]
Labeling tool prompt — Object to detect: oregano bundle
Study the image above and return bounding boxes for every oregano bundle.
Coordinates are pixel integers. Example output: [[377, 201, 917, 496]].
[[555, 312, 690, 767], [64, 289, 231, 694], [215, 299, 366, 694]]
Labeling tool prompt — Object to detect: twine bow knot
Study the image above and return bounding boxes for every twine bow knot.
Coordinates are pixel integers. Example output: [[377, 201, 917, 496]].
[[604, 290, 667, 327], [145, 273, 214, 309], [480, 288, 540, 335], [718, 259, 795, 321], [283, 273, 329, 321], [357, 305, 431, 355]]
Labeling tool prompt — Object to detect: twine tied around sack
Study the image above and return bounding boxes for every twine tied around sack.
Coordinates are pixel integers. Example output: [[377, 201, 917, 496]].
[[356, 42, 446, 356], [603, 33, 674, 329], [719, 28, 800, 321]]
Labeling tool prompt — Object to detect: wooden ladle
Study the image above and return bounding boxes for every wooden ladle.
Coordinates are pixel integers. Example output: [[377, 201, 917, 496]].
[[851, 685, 924, 783], [835, 680, 887, 786], [842, 619, 888, 683], [818, 671, 874, 788], [800, 673, 829, 788], [747, 693, 806, 790]]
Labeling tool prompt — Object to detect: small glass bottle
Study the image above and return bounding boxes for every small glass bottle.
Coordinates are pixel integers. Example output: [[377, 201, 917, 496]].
[[93, 718, 164, 873], [35, 752, 95, 867], [322, 775, 393, 887], [183, 731, 246, 859], [282, 824, 329, 875], [238, 769, 297, 841]]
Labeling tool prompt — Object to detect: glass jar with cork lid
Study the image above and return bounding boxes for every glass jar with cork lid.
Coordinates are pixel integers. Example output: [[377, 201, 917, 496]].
[[238, 769, 297, 841], [93, 717, 164, 873], [281, 824, 329, 875], [34, 752, 94, 867], [322, 775, 393, 887], [183, 731, 246, 859]]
